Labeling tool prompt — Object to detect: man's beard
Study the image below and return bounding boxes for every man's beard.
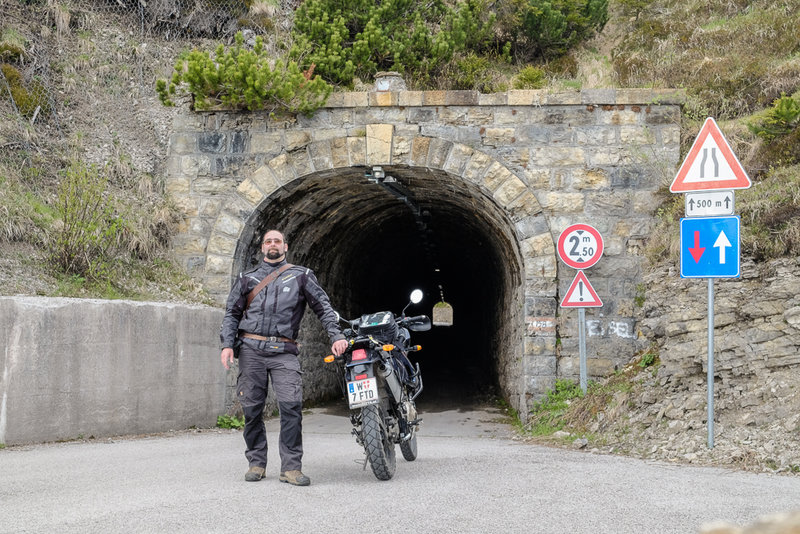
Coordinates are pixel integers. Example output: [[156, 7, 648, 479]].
[[266, 249, 283, 260]]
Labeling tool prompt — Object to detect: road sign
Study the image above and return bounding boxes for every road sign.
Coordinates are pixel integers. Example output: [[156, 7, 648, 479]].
[[557, 224, 604, 269], [560, 270, 603, 307], [685, 190, 735, 217], [680, 216, 740, 278], [670, 117, 752, 193]]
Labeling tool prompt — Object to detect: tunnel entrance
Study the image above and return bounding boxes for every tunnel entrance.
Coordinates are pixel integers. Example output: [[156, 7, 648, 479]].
[[232, 165, 525, 410]]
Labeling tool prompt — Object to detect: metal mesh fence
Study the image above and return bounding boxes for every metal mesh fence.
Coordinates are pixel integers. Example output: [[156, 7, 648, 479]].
[[0, 0, 282, 147]]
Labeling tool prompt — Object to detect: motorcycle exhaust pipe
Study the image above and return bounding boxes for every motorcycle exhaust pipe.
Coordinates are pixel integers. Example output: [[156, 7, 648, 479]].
[[379, 362, 403, 403]]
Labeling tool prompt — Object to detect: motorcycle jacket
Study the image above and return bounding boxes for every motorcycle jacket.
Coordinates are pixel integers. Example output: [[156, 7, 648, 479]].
[[220, 259, 344, 355]]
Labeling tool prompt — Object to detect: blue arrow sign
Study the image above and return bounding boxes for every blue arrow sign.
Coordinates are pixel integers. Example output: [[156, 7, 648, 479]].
[[680, 216, 740, 278]]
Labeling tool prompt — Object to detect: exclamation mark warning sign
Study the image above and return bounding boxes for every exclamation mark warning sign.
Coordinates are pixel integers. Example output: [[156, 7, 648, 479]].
[[561, 271, 603, 308]]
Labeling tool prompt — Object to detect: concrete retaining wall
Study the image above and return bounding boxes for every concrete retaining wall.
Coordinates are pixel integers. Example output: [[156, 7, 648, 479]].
[[0, 297, 224, 445]]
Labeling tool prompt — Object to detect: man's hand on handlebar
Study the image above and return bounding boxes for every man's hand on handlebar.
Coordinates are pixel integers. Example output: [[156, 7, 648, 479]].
[[331, 339, 348, 356]]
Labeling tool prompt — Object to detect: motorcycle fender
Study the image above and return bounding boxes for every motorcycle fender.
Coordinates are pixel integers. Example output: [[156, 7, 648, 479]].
[[345, 362, 374, 381]]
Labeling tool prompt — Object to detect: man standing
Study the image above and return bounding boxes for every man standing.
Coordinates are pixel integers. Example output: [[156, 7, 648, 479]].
[[220, 230, 348, 485]]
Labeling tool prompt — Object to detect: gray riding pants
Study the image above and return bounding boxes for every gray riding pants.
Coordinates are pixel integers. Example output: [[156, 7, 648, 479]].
[[236, 344, 303, 472]]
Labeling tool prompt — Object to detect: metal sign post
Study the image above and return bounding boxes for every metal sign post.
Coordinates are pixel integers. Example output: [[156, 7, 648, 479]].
[[671, 117, 751, 449], [707, 279, 715, 448], [557, 225, 604, 394], [578, 308, 587, 393]]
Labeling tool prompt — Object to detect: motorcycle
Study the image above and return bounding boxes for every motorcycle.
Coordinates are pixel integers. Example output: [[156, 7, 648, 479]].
[[324, 289, 431, 480]]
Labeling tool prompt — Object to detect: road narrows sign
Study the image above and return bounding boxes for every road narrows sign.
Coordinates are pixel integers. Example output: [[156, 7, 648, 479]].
[[557, 224, 604, 270], [670, 117, 752, 193], [560, 270, 602, 308]]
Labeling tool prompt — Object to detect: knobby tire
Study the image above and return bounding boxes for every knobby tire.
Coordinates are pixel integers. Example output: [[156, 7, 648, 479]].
[[399, 430, 418, 461], [361, 404, 396, 480]]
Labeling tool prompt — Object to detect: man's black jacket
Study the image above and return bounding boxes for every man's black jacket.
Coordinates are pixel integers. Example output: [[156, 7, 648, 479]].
[[220, 259, 344, 355]]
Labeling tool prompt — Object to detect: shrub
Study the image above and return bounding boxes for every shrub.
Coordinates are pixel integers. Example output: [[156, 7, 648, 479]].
[[498, 0, 608, 62], [217, 415, 245, 429], [545, 53, 578, 77], [290, 0, 495, 87], [52, 161, 124, 281], [157, 32, 332, 115], [746, 93, 800, 169], [513, 65, 546, 89], [452, 52, 491, 90], [748, 93, 800, 144], [526, 378, 583, 435]]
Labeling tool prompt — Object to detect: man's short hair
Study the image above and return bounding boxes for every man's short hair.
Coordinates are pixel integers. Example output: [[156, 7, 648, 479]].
[[262, 230, 286, 244]]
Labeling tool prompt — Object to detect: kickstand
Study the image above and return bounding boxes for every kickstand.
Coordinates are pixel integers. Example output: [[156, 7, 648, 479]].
[[361, 454, 369, 470]]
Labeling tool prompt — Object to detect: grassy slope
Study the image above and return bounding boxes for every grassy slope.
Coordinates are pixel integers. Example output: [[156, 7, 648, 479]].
[[1, 0, 798, 298]]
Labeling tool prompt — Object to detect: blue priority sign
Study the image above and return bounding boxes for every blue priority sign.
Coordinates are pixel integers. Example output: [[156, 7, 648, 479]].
[[680, 216, 740, 278]]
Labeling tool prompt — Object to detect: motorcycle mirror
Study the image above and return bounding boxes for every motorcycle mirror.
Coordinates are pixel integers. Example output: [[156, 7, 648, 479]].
[[402, 289, 423, 316]]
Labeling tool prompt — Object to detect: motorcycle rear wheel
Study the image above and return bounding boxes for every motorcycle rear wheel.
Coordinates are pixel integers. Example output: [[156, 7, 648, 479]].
[[399, 430, 418, 461], [361, 404, 396, 480]]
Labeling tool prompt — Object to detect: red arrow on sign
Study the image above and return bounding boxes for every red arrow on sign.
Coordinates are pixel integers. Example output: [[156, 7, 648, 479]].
[[689, 230, 705, 263]]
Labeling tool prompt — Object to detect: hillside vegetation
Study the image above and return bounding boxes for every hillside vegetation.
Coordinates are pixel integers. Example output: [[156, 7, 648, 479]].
[[0, 0, 798, 296]]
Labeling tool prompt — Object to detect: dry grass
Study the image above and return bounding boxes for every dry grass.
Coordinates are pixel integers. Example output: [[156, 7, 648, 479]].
[[739, 164, 800, 260], [611, 0, 800, 119]]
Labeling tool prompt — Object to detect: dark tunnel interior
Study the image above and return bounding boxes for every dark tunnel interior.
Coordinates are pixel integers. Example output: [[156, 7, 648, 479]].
[[236, 166, 523, 410]]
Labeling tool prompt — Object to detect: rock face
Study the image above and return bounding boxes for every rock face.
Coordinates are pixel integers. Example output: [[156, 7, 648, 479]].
[[642, 258, 800, 389], [591, 256, 800, 472]]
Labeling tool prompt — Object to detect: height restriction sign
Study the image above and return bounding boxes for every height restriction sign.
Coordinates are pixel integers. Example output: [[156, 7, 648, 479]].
[[557, 224, 604, 269]]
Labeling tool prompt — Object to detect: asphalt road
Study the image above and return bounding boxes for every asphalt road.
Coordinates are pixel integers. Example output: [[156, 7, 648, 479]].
[[2, 403, 798, 534]]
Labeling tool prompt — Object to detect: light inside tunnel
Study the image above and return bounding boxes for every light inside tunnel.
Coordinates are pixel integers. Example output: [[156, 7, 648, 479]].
[[232, 166, 524, 409]]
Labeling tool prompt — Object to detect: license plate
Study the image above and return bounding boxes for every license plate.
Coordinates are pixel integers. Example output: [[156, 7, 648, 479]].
[[347, 377, 379, 408]]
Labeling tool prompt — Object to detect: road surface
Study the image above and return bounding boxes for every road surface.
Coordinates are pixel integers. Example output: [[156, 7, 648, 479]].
[[1, 403, 798, 533]]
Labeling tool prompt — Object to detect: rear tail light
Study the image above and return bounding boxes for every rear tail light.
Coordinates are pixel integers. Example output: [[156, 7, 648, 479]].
[[352, 349, 367, 361]]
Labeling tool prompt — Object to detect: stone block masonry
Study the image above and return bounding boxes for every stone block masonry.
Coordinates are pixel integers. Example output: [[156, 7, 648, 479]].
[[165, 87, 684, 415]]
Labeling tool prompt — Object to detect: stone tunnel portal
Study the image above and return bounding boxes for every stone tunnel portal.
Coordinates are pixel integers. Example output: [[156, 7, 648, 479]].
[[232, 165, 526, 409]]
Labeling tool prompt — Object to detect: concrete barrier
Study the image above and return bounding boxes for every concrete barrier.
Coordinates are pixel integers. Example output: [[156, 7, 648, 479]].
[[0, 297, 224, 445]]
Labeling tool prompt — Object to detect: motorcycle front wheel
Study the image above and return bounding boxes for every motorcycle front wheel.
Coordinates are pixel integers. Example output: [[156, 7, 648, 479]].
[[361, 404, 396, 480], [400, 430, 418, 461]]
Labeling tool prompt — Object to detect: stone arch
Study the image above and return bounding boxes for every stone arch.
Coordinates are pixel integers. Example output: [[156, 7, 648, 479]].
[[204, 132, 557, 413]]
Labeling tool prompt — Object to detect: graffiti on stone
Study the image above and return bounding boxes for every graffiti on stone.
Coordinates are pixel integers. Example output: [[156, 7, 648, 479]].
[[586, 319, 636, 339]]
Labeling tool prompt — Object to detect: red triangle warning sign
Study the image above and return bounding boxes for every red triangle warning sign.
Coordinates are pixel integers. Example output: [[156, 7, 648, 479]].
[[670, 117, 752, 193], [560, 271, 603, 308]]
